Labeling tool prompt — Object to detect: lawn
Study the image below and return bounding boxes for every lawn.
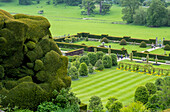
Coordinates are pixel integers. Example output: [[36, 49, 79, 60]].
[[150, 48, 170, 56], [1, 1, 170, 40], [74, 41, 151, 53], [71, 67, 158, 110]]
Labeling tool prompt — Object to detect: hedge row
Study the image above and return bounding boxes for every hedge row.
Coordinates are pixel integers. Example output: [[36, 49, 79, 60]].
[[53, 35, 77, 42], [65, 48, 84, 56], [132, 50, 170, 61], [56, 42, 127, 54]]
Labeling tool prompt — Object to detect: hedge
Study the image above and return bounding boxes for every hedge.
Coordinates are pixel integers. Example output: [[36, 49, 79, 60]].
[[65, 48, 84, 56]]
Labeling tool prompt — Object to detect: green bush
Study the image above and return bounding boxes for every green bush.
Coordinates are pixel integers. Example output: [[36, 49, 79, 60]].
[[145, 82, 157, 95], [95, 59, 104, 70], [96, 51, 104, 60], [120, 39, 127, 45], [34, 59, 44, 72], [89, 96, 103, 112], [26, 41, 36, 50], [3, 80, 17, 90], [79, 63, 88, 76], [85, 37, 88, 41], [64, 38, 72, 43], [102, 55, 112, 68], [164, 44, 170, 51], [0, 65, 4, 79], [72, 60, 80, 69], [134, 86, 149, 104], [87, 52, 97, 66], [68, 66, 79, 80], [88, 63, 94, 74], [140, 41, 147, 48], [79, 55, 89, 66], [101, 37, 109, 43], [110, 54, 117, 66], [37, 101, 58, 112]]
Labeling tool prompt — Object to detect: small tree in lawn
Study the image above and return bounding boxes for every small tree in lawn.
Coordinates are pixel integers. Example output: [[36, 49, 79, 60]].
[[96, 51, 104, 60], [140, 41, 147, 48], [95, 59, 104, 70], [164, 44, 170, 51], [145, 82, 157, 95], [88, 63, 94, 74], [68, 66, 79, 80], [72, 60, 80, 69], [110, 53, 117, 66], [79, 55, 89, 66], [89, 96, 103, 112], [130, 52, 133, 61], [146, 54, 149, 64], [102, 55, 112, 68], [134, 86, 149, 104], [87, 52, 97, 66], [120, 39, 127, 45], [79, 63, 88, 76]]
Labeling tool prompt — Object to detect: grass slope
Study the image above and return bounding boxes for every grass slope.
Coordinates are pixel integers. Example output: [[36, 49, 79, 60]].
[[1, 1, 170, 40], [71, 67, 158, 110], [150, 48, 170, 56]]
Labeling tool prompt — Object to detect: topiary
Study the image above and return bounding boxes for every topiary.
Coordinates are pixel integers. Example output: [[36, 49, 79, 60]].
[[0, 65, 4, 79], [26, 41, 36, 50], [68, 66, 79, 80], [140, 41, 147, 48], [95, 59, 104, 70], [102, 55, 112, 68], [72, 60, 80, 69], [79, 63, 88, 76], [120, 39, 127, 45], [145, 82, 157, 95], [110, 54, 117, 66], [164, 44, 170, 51], [101, 37, 109, 43], [89, 96, 103, 112], [79, 55, 89, 66], [87, 52, 97, 66], [88, 63, 94, 74], [96, 51, 104, 60], [34, 59, 44, 72]]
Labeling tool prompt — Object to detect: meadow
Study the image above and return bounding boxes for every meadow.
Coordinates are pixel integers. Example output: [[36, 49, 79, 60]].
[[1, 0, 170, 40], [71, 67, 158, 110]]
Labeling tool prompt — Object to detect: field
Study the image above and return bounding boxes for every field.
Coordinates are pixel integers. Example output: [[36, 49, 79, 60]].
[[1, 1, 170, 40], [71, 67, 158, 110], [150, 48, 170, 55], [74, 41, 151, 53]]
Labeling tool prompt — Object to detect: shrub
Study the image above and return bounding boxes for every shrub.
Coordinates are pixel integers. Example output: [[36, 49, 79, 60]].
[[71, 37, 77, 42], [134, 86, 149, 104], [89, 96, 103, 112], [26, 41, 36, 50], [96, 51, 104, 60], [72, 60, 80, 69], [145, 82, 157, 95], [0, 65, 4, 79], [102, 55, 112, 68], [101, 37, 109, 43], [87, 52, 97, 66], [107, 101, 123, 112], [68, 66, 79, 80], [79, 55, 89, 66], [37, 101, 58, 112], [140, 41, 147, 48], [95, 59, 104, 70], [120, 39, 127, 45], [64, 38, 72, 43], [88, 63, 94, 74], [34, 59, 44, 71], [164, 44, 170, 51], [110, 54, 117, 66], [85, 37, 88, 41], [81, 43, 86, 45], [79, 63, 88, 76]]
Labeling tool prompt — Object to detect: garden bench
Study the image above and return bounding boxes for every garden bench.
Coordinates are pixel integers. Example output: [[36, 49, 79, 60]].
[[166, 61, 170, 64]]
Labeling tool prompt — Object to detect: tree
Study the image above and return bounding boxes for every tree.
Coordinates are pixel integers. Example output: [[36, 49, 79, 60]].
[[95, 59, 104, 70], [82, 0, 95, 15], [95, 0, 112, 15], [139, 41, 147, 48], [89, 96, 103, 112], [110, 54, 117, 66], [145, 82, 157, 95], [79, 62, 88, 76], [96, 51, 104, 60], [164, 44, 170, 51], [122, 0, 141, 23], [133, 8, 147, 25], [120, 39, 127, 45], [88, 63, 94, 73], [68, 66, 79, 80], [146, 0, 167, 27], [72, 60, 80, 69], [19, 0, 32, 5], [79, 55, 89, 66], [102, 55, 112, 68], [87, 52, 97, 66], [134, 86, 149, 104], [64, 0, 82, 6], [101, 37, 109, 43]]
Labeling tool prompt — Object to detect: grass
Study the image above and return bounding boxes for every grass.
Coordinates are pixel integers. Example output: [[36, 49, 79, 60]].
[[150, 48, 170, 56], [120, 59, 170, 69], [74, 41, 151, 53], [1, 1, 170, 40], [71, 67, 158, 110]]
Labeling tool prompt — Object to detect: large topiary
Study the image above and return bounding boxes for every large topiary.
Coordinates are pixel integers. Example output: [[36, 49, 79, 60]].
[[145, 82, 157, 95], [96, 51, 104, 60], [79, 63, 88, 76], [140, 41, 147, 48], [101, 37, 109, 43], [110, 54, 117, 66], [0, 9, 71, 110], [102, 55, 112, 68], [68, 66, 79, 80], [79, 55, 89, 66], [87, 52, 97, 66], [164, 44, 170, 51], [120, 39, 127, 45], [95, 59, 104, 70]]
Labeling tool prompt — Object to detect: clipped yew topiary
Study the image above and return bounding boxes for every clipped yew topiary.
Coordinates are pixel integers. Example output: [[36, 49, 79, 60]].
[[102, 55, 112, 68], [96, 51, 104, 60], [0, 9, 71, 110], [110, 54, 117, 66], [140, 41, 147, 48], [68, 66, 79, 80], [101, 37, 109, 43], [87, 52, 97, 66], [164, 44, 170, 51], [88, 63, 94, 74], [95, 59, 104, 70], [120, 39, 127, 45], [79, 55, 89, 66], [79, 63, 88, 76]]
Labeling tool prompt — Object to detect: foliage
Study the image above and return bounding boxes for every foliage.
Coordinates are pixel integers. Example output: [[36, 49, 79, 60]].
[[130, 52, 133, 61], [96, 51, 104, 60], [164, 44, 170, 51], [64, 0, 82, 6], [95, 59, 104, 70], [79, 55, 89, 66], [89, 96, 103, 112], [146, 0, 168, 27], [82, 0, 95, 15], [79, 63, 88, 76], [87, 52, 97, 66], [88, 63, 94, 73], [101, 37, 109, 43], [37, 101, 58, 112], [72, 60, 80, 69], [68, 66, 79, 80], [134, 86, 149, 104], [133, 8, 147, 25], [110, 53, 117, 66], [19, 0, 32, 5], [120, 102, 147, 112], [102, 55, 112, 68], [145, 82, 157, 95], [0, 65, 4, 79], [120, 39, 127, 45], [139, 41, 147, 48]]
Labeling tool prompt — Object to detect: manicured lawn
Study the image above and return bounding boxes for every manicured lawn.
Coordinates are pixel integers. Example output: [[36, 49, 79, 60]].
[[1, 1, 170, 39], [120, 59, 170, 70], [71, 67, 158, 110], [74, 41, 151, 53], [150, 48, 170, 56]]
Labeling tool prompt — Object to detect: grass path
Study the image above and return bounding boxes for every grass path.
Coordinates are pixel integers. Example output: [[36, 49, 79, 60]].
[[71, 67, 158, 109]]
